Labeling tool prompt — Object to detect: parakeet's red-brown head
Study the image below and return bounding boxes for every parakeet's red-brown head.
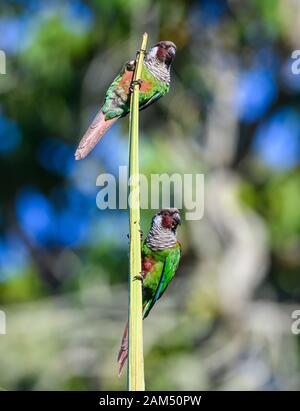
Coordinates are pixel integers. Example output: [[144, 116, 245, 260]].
[[149, 41, 177, 65], [155, 208, 181, 231]]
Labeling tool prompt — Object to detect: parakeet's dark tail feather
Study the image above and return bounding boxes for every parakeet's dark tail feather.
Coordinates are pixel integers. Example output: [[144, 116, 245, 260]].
[[117, 320, 128, 377], [75, 110, 119, 160]]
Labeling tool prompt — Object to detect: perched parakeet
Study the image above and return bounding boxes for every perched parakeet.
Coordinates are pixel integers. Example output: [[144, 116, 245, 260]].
[[118, 208, 181, 376], [75, 41, 176, 160]]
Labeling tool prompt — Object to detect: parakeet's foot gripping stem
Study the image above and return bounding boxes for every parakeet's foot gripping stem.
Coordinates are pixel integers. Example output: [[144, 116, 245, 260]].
[[129, 79, 144, 93], [133, 273, 144, 285]]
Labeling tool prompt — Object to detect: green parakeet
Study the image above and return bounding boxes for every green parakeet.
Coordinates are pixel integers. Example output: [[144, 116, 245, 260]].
[[75, 41, 176, 160], [118, 208, 181, 376]]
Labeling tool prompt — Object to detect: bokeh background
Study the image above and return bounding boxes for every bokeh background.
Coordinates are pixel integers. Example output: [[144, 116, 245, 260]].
[[0, 0, 300, 390]]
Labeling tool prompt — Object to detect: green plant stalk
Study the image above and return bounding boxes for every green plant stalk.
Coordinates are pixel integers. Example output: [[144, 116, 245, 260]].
[[127, 33, 148, 391]]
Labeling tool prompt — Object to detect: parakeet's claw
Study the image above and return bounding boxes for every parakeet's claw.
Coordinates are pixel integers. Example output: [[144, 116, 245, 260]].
[[129, 79, 144, 93], [133, 273, 144, 285]]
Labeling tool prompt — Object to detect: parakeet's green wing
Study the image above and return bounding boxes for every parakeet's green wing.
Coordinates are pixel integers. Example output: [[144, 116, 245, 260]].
[[102, 60, 135, 119], [143, 243, 181, 319]]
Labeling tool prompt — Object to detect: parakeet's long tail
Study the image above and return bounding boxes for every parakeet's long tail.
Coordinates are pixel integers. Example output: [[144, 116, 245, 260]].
[[75, 110, 119, 160], [117, 320, 128, 377]]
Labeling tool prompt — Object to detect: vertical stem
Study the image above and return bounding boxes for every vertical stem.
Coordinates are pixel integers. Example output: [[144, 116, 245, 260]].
[[128, 33, 148, 391]]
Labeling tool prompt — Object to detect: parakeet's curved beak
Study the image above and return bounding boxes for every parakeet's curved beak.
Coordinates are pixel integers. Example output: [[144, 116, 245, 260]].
[[168, 46, 176, 59], [173, 212, 181, 226]]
